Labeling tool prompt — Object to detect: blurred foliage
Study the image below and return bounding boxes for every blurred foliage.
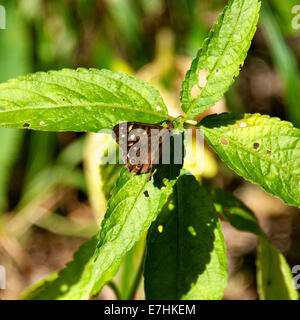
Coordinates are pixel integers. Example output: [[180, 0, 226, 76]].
[[0, 0, 299, 300]]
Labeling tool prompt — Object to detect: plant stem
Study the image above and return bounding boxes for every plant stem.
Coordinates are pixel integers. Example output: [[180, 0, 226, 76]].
[[127, 247, 146, 300]]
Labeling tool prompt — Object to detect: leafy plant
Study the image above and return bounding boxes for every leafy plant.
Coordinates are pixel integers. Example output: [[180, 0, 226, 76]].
[[1, 0, 299, 300]]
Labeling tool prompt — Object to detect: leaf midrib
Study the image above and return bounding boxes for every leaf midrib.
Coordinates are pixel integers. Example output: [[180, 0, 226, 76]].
[[92, 176, 149, 289], [0, 102, 172, 120]]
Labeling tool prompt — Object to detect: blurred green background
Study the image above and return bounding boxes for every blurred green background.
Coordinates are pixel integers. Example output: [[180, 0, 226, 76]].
[[0, 0, 299, 300]]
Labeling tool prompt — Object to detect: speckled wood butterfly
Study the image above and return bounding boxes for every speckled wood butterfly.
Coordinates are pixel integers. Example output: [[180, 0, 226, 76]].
[[112, 121, 174, 181]]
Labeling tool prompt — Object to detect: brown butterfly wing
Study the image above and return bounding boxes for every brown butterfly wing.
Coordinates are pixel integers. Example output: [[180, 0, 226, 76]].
[[113, 122, 173, 177]]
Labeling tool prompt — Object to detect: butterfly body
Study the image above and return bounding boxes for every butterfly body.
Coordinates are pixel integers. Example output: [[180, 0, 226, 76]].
[[113, 122, 173, 180]]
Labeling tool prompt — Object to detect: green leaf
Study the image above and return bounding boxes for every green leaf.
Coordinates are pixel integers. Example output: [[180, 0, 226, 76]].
[[257, 237, 299, 300], [0, 68, 171, 132], [199, 113, 300, 207], [90, 164, 181, 295], [180, 0, 260, 118], [144, 174, 228, 300], [206, 186, 264, 236]]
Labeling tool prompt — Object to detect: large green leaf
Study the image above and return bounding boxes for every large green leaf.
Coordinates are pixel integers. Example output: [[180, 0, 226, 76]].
[[200, 113, 300, 207], [0, 68, 171, 132], [180, 0, 260, 118], [257, 237, 299, 300], [144, 174, 228, 300], [90, 164, 181, 295]]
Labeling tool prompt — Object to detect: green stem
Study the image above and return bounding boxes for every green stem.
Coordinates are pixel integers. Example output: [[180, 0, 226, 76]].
[[127, 247, 146, 300]]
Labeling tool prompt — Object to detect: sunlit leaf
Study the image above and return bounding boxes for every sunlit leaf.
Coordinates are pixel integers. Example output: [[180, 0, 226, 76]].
[[90, 164, 182, 296], [257, 237, 299, 300], [181, 0, 260, 118], [200, 113, 300, 207], [0, 68, 171, 132]]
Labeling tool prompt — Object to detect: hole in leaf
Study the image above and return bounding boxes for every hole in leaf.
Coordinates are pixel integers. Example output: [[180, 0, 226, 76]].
[[238, 121, 247, 128], [253, 142, 260, 150], [198, 69, 208, 88], [40, 121, 45, 126], [266, 150, 272, 155], [216, 69, 219, 73], [143, 190, 149, 197], [23, 123, 30, 128], [156, 105, 162, 111], [191, 85, 201, 98], [220, 138, 229, 146]]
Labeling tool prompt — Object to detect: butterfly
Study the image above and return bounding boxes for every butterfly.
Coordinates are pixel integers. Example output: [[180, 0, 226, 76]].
[[112, 121, 174, 181]]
